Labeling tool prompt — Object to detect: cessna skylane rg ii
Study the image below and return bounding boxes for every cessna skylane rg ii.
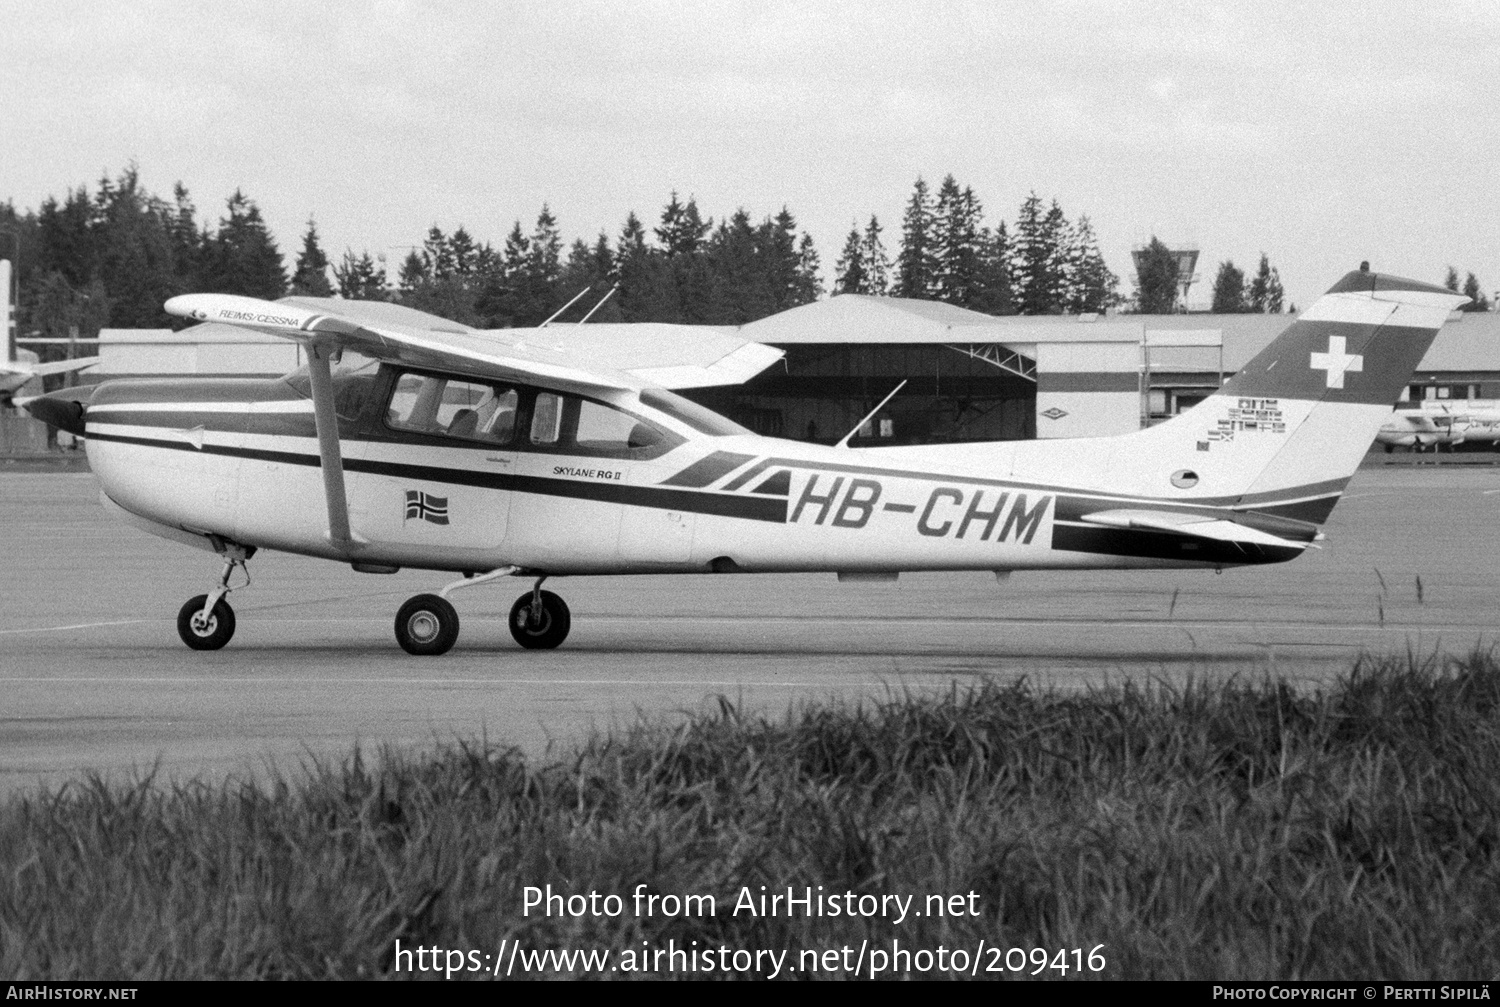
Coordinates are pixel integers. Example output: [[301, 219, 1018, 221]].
[[25, 265, 1467, 655]]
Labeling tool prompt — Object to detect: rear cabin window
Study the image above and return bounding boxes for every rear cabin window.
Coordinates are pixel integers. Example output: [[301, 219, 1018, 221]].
[[529, 393, 668, 457], [386, 373, 518, 445]]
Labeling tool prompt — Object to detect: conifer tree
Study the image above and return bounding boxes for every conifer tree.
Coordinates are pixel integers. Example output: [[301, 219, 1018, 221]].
[[555, 238, 617, 322], [1461, 272, 1490, 312], [1247, 253, 1279, 313], [795, 232, 822, 304], [1444, 266, 1460, 292], [932, 175, 985, 307], [34, 187, 95, 291], [970, 222, 1012, 315], [1039, 199, 1070, 313], [655, 193, 712, 257], [1011, 192, 1056, 314], [1065, 216, 1118, 313], [834, 227, 867, 294], [894, 177, 935, 299], [290, 218, 333, 296], [860, 215, 890, 296], [168, 183, 203, 294], [616, 210, 678, 323], [423, 226, 454, 279], [765, 208, 804, 312], [1265, 266, 1284, 313], [1211, 260, 1246, 313], [447, 226, 480, 277], [333, 249, 387, 300], [1134, 236, 1179, 313], [397, 250, 428, 296], [89, 166, 180, 325], [205, 190, 285, 301]]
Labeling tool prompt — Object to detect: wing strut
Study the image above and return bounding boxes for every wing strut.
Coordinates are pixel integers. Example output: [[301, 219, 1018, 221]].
[[306, 343, 353, 548]]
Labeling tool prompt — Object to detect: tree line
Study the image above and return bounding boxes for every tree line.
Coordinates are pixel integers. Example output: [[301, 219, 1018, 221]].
[[0, 168, 826, 341], [1, 166, 290, 343], [832, 176, 1119, 315], [384, 194, 822, 328], [11, 163, 1483, 352], [1209, 254, 1286, 314]]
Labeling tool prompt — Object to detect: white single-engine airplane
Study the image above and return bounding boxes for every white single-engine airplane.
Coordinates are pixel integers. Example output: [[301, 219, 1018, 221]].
[[25, 265, 1466, 655]]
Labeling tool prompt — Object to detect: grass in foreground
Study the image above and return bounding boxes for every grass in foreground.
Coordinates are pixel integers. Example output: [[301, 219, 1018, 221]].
[[3, 650, 1499, 980]]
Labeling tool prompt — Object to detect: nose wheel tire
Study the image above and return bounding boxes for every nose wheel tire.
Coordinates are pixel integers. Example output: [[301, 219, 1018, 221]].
[[509, 590, 571, 650], [395, 594, 460, 655], [177, 594, 236, 651]]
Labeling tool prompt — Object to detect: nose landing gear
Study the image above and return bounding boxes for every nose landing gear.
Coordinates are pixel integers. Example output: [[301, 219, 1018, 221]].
[[177, 548, 251, 651]]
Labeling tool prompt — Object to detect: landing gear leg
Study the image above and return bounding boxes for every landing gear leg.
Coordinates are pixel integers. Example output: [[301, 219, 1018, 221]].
[[177, 551, 249, 651], [509, 576, 571, 650]]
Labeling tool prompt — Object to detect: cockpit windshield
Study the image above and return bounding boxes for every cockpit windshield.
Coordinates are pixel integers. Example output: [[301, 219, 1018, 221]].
[[281, 350, 382, 419], [638, 387, 749, 437]]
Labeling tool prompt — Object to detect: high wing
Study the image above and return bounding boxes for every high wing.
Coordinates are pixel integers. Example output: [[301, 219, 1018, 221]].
[[166, 294, 784, 393], [1078, 509, 1317, 553], [161, 292, 784, 555], [281, 296, 784, 390], [166, 293, 633, 392]]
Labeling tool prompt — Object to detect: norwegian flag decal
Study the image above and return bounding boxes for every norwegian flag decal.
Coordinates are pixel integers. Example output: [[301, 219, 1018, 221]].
[[404, 490, 449, 525]]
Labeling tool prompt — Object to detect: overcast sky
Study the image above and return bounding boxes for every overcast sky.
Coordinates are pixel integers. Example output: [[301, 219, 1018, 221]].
[[3, 0, 1497, 310]]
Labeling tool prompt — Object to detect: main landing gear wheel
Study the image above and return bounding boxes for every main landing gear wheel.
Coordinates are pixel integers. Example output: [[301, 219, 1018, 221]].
[[395, 593, 460, 656], [177, 594, 236, 651], [509, 590, 571, 650]]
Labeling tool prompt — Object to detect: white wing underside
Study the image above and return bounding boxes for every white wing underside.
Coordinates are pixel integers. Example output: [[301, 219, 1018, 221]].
[[165, 294, 782, 393]]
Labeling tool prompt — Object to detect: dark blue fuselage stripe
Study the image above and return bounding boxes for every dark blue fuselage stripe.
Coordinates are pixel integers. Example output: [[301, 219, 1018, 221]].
[[84, 432, 787, 523]]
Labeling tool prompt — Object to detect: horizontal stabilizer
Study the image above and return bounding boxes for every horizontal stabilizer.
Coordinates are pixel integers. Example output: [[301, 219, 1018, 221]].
[[1079, 509, 1313, 551]]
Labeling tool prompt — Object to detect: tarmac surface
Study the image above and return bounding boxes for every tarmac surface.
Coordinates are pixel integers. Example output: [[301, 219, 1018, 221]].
[[2, 467, 1497, 795]]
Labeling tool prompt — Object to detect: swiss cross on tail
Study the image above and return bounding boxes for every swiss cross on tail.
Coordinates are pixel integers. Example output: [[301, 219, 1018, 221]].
[[1309, 335, 1364, 389]]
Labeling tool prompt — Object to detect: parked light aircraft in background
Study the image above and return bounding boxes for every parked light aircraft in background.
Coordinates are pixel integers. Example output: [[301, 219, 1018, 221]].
[[2, 356, 99, 402], [1376, 398, 1500, 450], [25, 266, 1466, 655]]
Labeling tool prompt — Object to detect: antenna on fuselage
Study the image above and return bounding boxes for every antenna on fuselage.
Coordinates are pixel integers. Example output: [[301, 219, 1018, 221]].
[[835, 379, 906, 450], [577, 283, 620, 324], [539, 286, 593, 327]]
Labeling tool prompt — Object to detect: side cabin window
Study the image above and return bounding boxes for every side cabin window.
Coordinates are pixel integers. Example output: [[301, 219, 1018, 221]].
[[380, 371, 675, 457], [529, 392, 671, 458], [386, 373, 518, 445]]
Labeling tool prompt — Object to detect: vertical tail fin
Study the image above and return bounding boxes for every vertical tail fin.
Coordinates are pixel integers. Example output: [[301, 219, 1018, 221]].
[[1123, 267, 1468, 523]]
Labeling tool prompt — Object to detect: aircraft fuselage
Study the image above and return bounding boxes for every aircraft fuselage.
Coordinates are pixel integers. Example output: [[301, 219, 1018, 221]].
[[82, 366, 1306, 582]]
